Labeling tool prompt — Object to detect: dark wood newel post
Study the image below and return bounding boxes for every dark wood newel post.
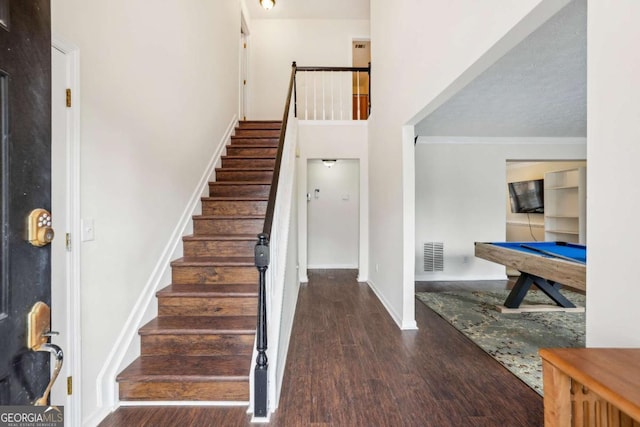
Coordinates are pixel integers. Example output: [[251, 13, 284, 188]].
[[254, 232, 270, 417]]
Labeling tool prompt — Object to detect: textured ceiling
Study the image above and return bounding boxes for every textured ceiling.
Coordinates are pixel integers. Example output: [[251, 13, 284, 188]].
[[245, 0, 370, 20], [416, 0, 586, 138]]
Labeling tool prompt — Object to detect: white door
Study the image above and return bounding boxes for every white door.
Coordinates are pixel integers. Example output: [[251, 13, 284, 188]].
[[307, 159, 360, 269]]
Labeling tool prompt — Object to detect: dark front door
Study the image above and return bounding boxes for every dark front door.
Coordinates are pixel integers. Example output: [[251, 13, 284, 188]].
[[0, 0, 52, 404]]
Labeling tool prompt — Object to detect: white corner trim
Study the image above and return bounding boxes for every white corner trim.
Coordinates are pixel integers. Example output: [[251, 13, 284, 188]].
[[95, 115, 238, 411], [299, 274, 309, 283]]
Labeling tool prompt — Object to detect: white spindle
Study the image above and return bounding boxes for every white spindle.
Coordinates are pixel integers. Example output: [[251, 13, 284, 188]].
[[322, 72, 326, 120], [357, 71, 361, 120], [304, 73, 308, 120], [339, 72, 344, 120], [313, 72, 317, 120], [331, 72, 335, 120]]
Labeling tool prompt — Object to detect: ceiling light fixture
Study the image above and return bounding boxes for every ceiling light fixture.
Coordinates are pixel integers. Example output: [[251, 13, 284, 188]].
[[322, 159, 337, 168], [260, 0, 275, 10]]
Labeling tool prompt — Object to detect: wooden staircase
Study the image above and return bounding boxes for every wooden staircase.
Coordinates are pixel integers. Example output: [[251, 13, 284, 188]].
[[116, 120, 282, 402]]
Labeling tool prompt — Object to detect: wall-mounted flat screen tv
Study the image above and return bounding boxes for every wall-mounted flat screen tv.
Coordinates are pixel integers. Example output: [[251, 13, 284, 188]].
[[508, 179, 544, 213]]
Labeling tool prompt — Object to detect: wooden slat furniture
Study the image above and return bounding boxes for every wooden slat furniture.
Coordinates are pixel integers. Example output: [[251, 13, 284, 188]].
[[540, 348, 640, 427]]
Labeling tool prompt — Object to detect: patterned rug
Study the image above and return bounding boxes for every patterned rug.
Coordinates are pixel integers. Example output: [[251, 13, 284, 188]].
[[416, 289, 585, 395]]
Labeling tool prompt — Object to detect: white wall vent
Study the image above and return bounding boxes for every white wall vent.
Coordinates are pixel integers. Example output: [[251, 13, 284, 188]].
[[423, 242, 444, 272]]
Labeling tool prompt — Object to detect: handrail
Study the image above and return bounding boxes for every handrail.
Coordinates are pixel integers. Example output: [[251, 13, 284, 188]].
[[253, 62, 370, 417], [296, 66, 370, 73], [253, 61, 297, 418]]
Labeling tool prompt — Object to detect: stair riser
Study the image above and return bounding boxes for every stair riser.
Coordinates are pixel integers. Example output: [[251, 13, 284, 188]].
[[208, 184, 271, 197], [222, 158, 276, 168], [226, 147, 277, 157], [202, 200, 267, 216], [234, 129, 280, 138], [118, 381, 249, 401], [238, 122, 281, 130], [140, 334, 255, 356], [216, 170, 273, 182], [158, 297, 258, 317], [183, 240, 255, 257], [172, 265, 258, 284], [194, 218, 263, 234], [230, 137, 279, 146]]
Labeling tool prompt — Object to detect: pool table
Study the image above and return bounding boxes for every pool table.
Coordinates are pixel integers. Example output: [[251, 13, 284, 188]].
[[474, 241, 586, 309]]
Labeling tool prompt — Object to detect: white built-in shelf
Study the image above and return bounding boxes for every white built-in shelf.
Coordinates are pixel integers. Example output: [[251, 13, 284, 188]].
[[544, 167, 586, 244]]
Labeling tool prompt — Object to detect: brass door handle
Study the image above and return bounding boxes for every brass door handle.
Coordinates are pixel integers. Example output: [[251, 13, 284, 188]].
[[32, 343, 64, 406], [27, 302, 65, 406]]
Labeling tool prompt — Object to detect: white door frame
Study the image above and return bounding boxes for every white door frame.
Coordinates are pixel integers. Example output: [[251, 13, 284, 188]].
[[239, 12, 250, 121], [51, 35, 82, 427]]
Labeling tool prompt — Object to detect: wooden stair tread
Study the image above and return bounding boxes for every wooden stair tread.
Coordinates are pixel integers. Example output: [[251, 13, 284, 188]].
[[222, 155, 278, 159], [193, 215, 264, 220], [139, 315, 255, 335], [183, 234, 258, 241], [215, 167, 274, 171], [171, 256, 254, 266], [117, 355, 251, 381], [201, 196, 268, 201], [157, 283, 258, 297], [209, 181, 271, 185], [230, 135, 278, 140]]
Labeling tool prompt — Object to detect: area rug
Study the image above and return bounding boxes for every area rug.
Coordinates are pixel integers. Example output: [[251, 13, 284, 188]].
[[416, 289, 585, 395]]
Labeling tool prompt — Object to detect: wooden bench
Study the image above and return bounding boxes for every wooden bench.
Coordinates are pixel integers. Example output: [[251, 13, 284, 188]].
[[540, 348, 640, 427]]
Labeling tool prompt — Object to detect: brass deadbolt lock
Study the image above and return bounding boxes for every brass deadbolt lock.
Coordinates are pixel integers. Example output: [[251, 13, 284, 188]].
[[28, 209, 55, 247]]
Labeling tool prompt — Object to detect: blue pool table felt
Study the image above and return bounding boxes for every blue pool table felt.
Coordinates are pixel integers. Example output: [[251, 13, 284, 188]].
[[492, 241, 586, 264]]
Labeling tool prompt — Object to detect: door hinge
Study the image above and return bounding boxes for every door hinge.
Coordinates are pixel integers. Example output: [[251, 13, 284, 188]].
[[243, 42, 247, 49], [66, 89, 72, 108], [65, 233, 71, 251], [67, 376, 72, 395], [243, 80, 247, 86]]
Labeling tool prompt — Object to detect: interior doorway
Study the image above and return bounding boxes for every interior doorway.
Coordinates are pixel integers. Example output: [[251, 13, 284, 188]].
[[352, 40, 370, 120], [307, 159, 360, 269]]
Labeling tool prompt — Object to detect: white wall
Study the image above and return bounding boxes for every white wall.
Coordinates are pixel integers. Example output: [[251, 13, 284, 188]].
[[307, 159, 360, 269], [248, 19, 370, 119], [298, 122, 369, 282], [414, 138, 586, 282], [506, 160, 586, 242], [51, 1, 242, 422], [587, 0, 640, 347], [369, 0, 572, 329]]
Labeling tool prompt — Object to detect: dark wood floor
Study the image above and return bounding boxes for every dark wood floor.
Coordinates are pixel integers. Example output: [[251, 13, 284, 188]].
[[99, 270, 542, 426]]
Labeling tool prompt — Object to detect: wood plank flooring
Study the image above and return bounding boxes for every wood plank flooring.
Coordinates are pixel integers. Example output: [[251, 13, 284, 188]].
[[99, 270, 542, 426]]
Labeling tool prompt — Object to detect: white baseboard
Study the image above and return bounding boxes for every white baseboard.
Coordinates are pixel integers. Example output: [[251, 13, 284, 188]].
[[94, 115, 238, 412], [414, 274, 508, 282], [366, 279, 403, 329], [84, 407, 113, 427], [307, 264, 358, 269]]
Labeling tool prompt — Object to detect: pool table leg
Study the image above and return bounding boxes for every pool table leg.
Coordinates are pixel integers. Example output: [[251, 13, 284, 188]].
[[504, 273, 576, 308], [530, 275, 576, 308]]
